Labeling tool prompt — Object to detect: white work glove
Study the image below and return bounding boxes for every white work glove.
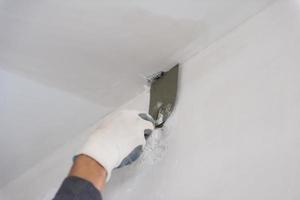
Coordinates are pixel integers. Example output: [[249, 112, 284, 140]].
[[78, 110, 154, 181]]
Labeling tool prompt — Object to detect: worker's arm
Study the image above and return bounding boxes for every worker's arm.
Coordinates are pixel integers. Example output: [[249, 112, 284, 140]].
[[54, 155, 105, 200], [53, 110, 154, 200]]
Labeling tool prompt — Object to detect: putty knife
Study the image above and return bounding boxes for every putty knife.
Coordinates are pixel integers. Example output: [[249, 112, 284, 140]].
[[148, 64, 179, 127], [117, 64, 179, 167]]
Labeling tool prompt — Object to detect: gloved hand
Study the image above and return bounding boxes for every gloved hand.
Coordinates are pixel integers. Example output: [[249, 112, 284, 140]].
[[78, 110, 154, 181]]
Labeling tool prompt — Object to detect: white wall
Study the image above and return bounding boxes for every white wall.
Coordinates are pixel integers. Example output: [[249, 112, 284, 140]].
[[106, 1, 300, 198], [1, 0, 300, 199], [0, 69, 111, 187]]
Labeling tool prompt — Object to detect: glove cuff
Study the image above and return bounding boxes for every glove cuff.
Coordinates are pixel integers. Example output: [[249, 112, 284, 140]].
[[78, 134, 120, 182]]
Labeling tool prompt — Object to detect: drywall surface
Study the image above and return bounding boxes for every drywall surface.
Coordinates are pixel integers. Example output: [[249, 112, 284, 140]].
[[0, 0, 275, 107], [1, 0, 300, 199], [0, 69, 111, 187]]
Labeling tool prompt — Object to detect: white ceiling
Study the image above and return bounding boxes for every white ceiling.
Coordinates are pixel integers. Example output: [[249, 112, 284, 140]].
[[0, 0, 276, 188], [0, 0, 275, 106]]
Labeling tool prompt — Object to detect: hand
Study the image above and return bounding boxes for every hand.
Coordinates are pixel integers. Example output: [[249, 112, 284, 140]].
[[78, 110, 154, 182]]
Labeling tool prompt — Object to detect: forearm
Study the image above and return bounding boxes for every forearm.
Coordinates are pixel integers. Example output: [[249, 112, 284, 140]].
[[54, 155, 107, 200], [69, 154, 107, 191]]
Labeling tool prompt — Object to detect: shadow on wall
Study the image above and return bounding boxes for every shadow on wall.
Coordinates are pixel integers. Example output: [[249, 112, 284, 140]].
[[0, 0, 206, 107]]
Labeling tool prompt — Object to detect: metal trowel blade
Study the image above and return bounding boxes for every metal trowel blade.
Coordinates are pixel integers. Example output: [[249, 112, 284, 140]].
[[149, 64, 179, 127]]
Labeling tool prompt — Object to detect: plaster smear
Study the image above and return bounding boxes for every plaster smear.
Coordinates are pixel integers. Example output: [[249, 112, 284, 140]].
[[140, 128, 168, 165]]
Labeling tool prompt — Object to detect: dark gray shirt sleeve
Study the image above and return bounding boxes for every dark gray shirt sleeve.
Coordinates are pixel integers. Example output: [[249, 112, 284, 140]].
[[53, 176, 102, 200]]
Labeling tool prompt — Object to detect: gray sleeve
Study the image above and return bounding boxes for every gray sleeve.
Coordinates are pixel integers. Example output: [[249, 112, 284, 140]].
[[53, 176, 102, 200]]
